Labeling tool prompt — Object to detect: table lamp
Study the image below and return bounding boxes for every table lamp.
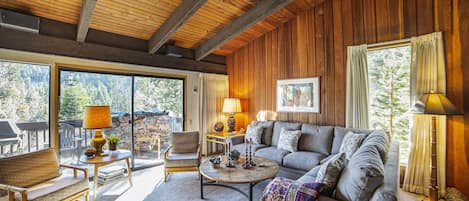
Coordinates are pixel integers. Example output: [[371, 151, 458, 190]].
[[413, 92, 463, 201], [83, 105, 112, 155], [223, 98, 242, 132]]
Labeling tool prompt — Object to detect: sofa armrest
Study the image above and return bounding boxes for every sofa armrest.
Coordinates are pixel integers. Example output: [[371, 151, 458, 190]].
[[370, 139, 399, 201], [227, 135, 245, 145], [60, 164, 88, 178]]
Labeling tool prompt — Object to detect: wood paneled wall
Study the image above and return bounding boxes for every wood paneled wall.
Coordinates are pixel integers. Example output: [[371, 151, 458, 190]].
[[227, 0, 468, 196]]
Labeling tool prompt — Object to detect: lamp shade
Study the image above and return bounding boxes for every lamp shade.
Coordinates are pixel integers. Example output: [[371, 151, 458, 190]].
[[0, 119, 21, 139], [413, 92, 463, 115], [82, 105, 112, 129], [222, 98, 242, 114]]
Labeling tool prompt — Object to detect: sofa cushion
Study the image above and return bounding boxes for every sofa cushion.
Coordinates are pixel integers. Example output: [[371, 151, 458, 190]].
[[297, 165, 321, 183], [331, 127, 374, 154], [277, 128, 302, 152], [245, 124, 263, 144], [283, 151, 326, 171], [339, 132, 367, 160], [272, 122, 302, 146], [0, 149, 60, 188], [335, 138, 385, 201], [232, 143, 268, 155], [251, 121, 275, 145], [316, 153, 347, 195], [300, 124, 334, 155], [255, 146, 290, 164], [171, 131, 199, 153], [362, 131, 389, 162], [165, 152, 199, 168]]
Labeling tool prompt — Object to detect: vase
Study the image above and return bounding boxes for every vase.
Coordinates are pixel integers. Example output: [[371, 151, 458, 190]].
[[109, 142, 117, 151]]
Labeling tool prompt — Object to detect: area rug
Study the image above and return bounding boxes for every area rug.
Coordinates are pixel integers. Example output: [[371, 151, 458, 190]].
[[143, 172, 271, 201]]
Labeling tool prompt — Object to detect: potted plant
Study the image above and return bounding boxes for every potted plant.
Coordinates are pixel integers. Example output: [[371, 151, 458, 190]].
[[106, 134, 120, 151]]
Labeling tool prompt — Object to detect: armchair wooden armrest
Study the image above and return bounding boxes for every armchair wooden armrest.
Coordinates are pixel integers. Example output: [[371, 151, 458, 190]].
[[164, 145, 172, 159], [60, 164, 89, 178], [0, 184, 28, 201]]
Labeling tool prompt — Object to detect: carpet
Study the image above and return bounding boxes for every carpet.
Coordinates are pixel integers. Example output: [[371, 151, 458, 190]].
[[143, 172, 272, 201]]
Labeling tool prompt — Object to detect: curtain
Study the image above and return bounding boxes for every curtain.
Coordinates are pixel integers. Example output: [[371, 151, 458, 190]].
[[199, 73, 228, 155], [403, 32, 446, 197], [345, 44, 370, 129]]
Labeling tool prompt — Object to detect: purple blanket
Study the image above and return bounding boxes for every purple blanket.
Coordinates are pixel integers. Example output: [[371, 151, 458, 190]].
[[261, 177, 324, 201]]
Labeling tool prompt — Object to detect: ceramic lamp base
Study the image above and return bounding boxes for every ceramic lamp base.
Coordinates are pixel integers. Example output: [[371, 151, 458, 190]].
[[227, 115, 235, 132], [91, 129, 106, 155]]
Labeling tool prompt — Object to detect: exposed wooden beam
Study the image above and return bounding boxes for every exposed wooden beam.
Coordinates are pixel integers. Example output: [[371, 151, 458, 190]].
[[0, 28, 226, 74], [76, 0, 97, 42], [195, 0, 294, 60], [148, 0, 207, 54]]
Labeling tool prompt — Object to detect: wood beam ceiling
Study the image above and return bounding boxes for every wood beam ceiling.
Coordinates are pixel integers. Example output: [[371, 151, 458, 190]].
[[194, 0, 294, 60], [76, 0, 97, 42], [148, 0, 207, 54]]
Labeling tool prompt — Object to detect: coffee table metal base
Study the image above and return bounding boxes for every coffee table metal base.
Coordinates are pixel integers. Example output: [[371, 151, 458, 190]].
[[200, 176, 255, 201]]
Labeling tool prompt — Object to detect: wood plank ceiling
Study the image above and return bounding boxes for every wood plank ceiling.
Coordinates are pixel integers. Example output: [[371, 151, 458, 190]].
[[0, 0, 322, 56]]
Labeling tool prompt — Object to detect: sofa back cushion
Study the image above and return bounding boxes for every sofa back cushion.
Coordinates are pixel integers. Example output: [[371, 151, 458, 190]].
[[172, 131, 199, 153], [272, 122, 302, 146], [0, 148, 60, 187], [299, 124, 334, 155], [251, 121, 275, 145], [335, 131, 387, 201], [331, 127, 374, 154]]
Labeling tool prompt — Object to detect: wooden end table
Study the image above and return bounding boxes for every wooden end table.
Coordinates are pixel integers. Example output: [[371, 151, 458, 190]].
[[199, 156, 279, 201], [80, 150, 133, 201], [205, 131, 244, 156]]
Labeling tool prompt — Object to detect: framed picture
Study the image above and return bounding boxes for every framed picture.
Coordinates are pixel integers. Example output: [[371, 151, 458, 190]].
[[276, 77, 320, 113]]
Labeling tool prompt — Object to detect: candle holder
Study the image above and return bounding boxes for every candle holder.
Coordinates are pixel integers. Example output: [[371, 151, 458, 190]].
[[225, 142, 235, 168]]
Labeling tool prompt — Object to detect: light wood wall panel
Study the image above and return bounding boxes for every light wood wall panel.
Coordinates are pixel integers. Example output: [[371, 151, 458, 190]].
[[227, 0, 467, 196]]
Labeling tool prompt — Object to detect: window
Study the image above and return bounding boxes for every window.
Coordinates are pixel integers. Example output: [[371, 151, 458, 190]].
[[0, 60, 50, 157], [367, 45, 411, 164]]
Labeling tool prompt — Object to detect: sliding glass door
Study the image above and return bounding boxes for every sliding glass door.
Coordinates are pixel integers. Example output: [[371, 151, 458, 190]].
[[58, 68, 184, 169], [133, 76, 184, 168]]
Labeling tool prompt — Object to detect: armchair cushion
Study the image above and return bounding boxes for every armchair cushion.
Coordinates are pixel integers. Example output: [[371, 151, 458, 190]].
[[0, 149, 60, 188], [171, 131, 199, 153], [23, 174, 87, 201], [165, 152, 200, 168]]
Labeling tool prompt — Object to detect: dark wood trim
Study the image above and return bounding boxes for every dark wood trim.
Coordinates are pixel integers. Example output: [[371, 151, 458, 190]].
[[157, 44, 226, 64], [0, 28, 226, 74], [194, 0, 294, 61], [76, 0, 97, 42], [148, 0, 207, 54]]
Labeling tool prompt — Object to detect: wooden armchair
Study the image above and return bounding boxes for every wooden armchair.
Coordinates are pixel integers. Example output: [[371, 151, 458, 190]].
[[0, 149, 89, 201], [164, 131, 201, 182]]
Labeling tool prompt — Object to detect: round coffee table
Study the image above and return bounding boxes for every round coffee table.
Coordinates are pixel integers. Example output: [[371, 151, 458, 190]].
[[199, 156, 279, 201]]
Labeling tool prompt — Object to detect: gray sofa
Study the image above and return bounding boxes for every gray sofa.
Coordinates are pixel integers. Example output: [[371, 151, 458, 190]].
[[228, 121, 399, 201]]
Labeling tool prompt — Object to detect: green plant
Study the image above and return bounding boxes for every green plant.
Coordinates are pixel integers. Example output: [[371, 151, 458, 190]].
[[106, 134, 120, 144]]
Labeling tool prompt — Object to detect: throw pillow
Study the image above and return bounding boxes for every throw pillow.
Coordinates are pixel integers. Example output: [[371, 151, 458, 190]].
[[315, 153, 347, 195], [245, 124, 264, 144], [339, 132, 367, 160], [277, 128, 302, 152], [262, 177, 324, 201]]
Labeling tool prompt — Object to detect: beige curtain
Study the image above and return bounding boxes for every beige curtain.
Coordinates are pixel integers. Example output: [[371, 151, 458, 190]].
[[403, 32, 447, 197], [346, 44, 370, 129], [199, 73, 228, 155]]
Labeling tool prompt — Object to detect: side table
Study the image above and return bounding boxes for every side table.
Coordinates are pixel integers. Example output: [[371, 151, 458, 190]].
[[80, 150, 132, 201], [205, 131, 244, 156]]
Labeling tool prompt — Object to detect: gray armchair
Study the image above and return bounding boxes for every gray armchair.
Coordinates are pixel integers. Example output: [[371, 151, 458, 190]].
[[164, 131, 201, 182]]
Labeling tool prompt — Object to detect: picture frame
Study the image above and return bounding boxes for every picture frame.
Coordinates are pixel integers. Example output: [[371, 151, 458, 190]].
[[276, 77, 320, 113]]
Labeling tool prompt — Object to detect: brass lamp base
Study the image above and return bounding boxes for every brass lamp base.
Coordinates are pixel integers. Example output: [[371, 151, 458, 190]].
[[91, 129, 106, 155]]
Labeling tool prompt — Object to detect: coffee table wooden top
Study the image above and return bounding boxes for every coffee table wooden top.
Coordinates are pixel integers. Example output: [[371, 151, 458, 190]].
[[200, 156, 279, 184], [80, 150, 131, 164]]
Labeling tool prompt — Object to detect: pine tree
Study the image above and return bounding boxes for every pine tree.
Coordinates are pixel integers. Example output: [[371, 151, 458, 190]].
[[368, 46, 411, 161], [59, 85, 90, 120]]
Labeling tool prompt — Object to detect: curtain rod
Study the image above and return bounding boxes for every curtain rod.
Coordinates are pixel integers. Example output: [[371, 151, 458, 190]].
[[367, 38, 411, 48]]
